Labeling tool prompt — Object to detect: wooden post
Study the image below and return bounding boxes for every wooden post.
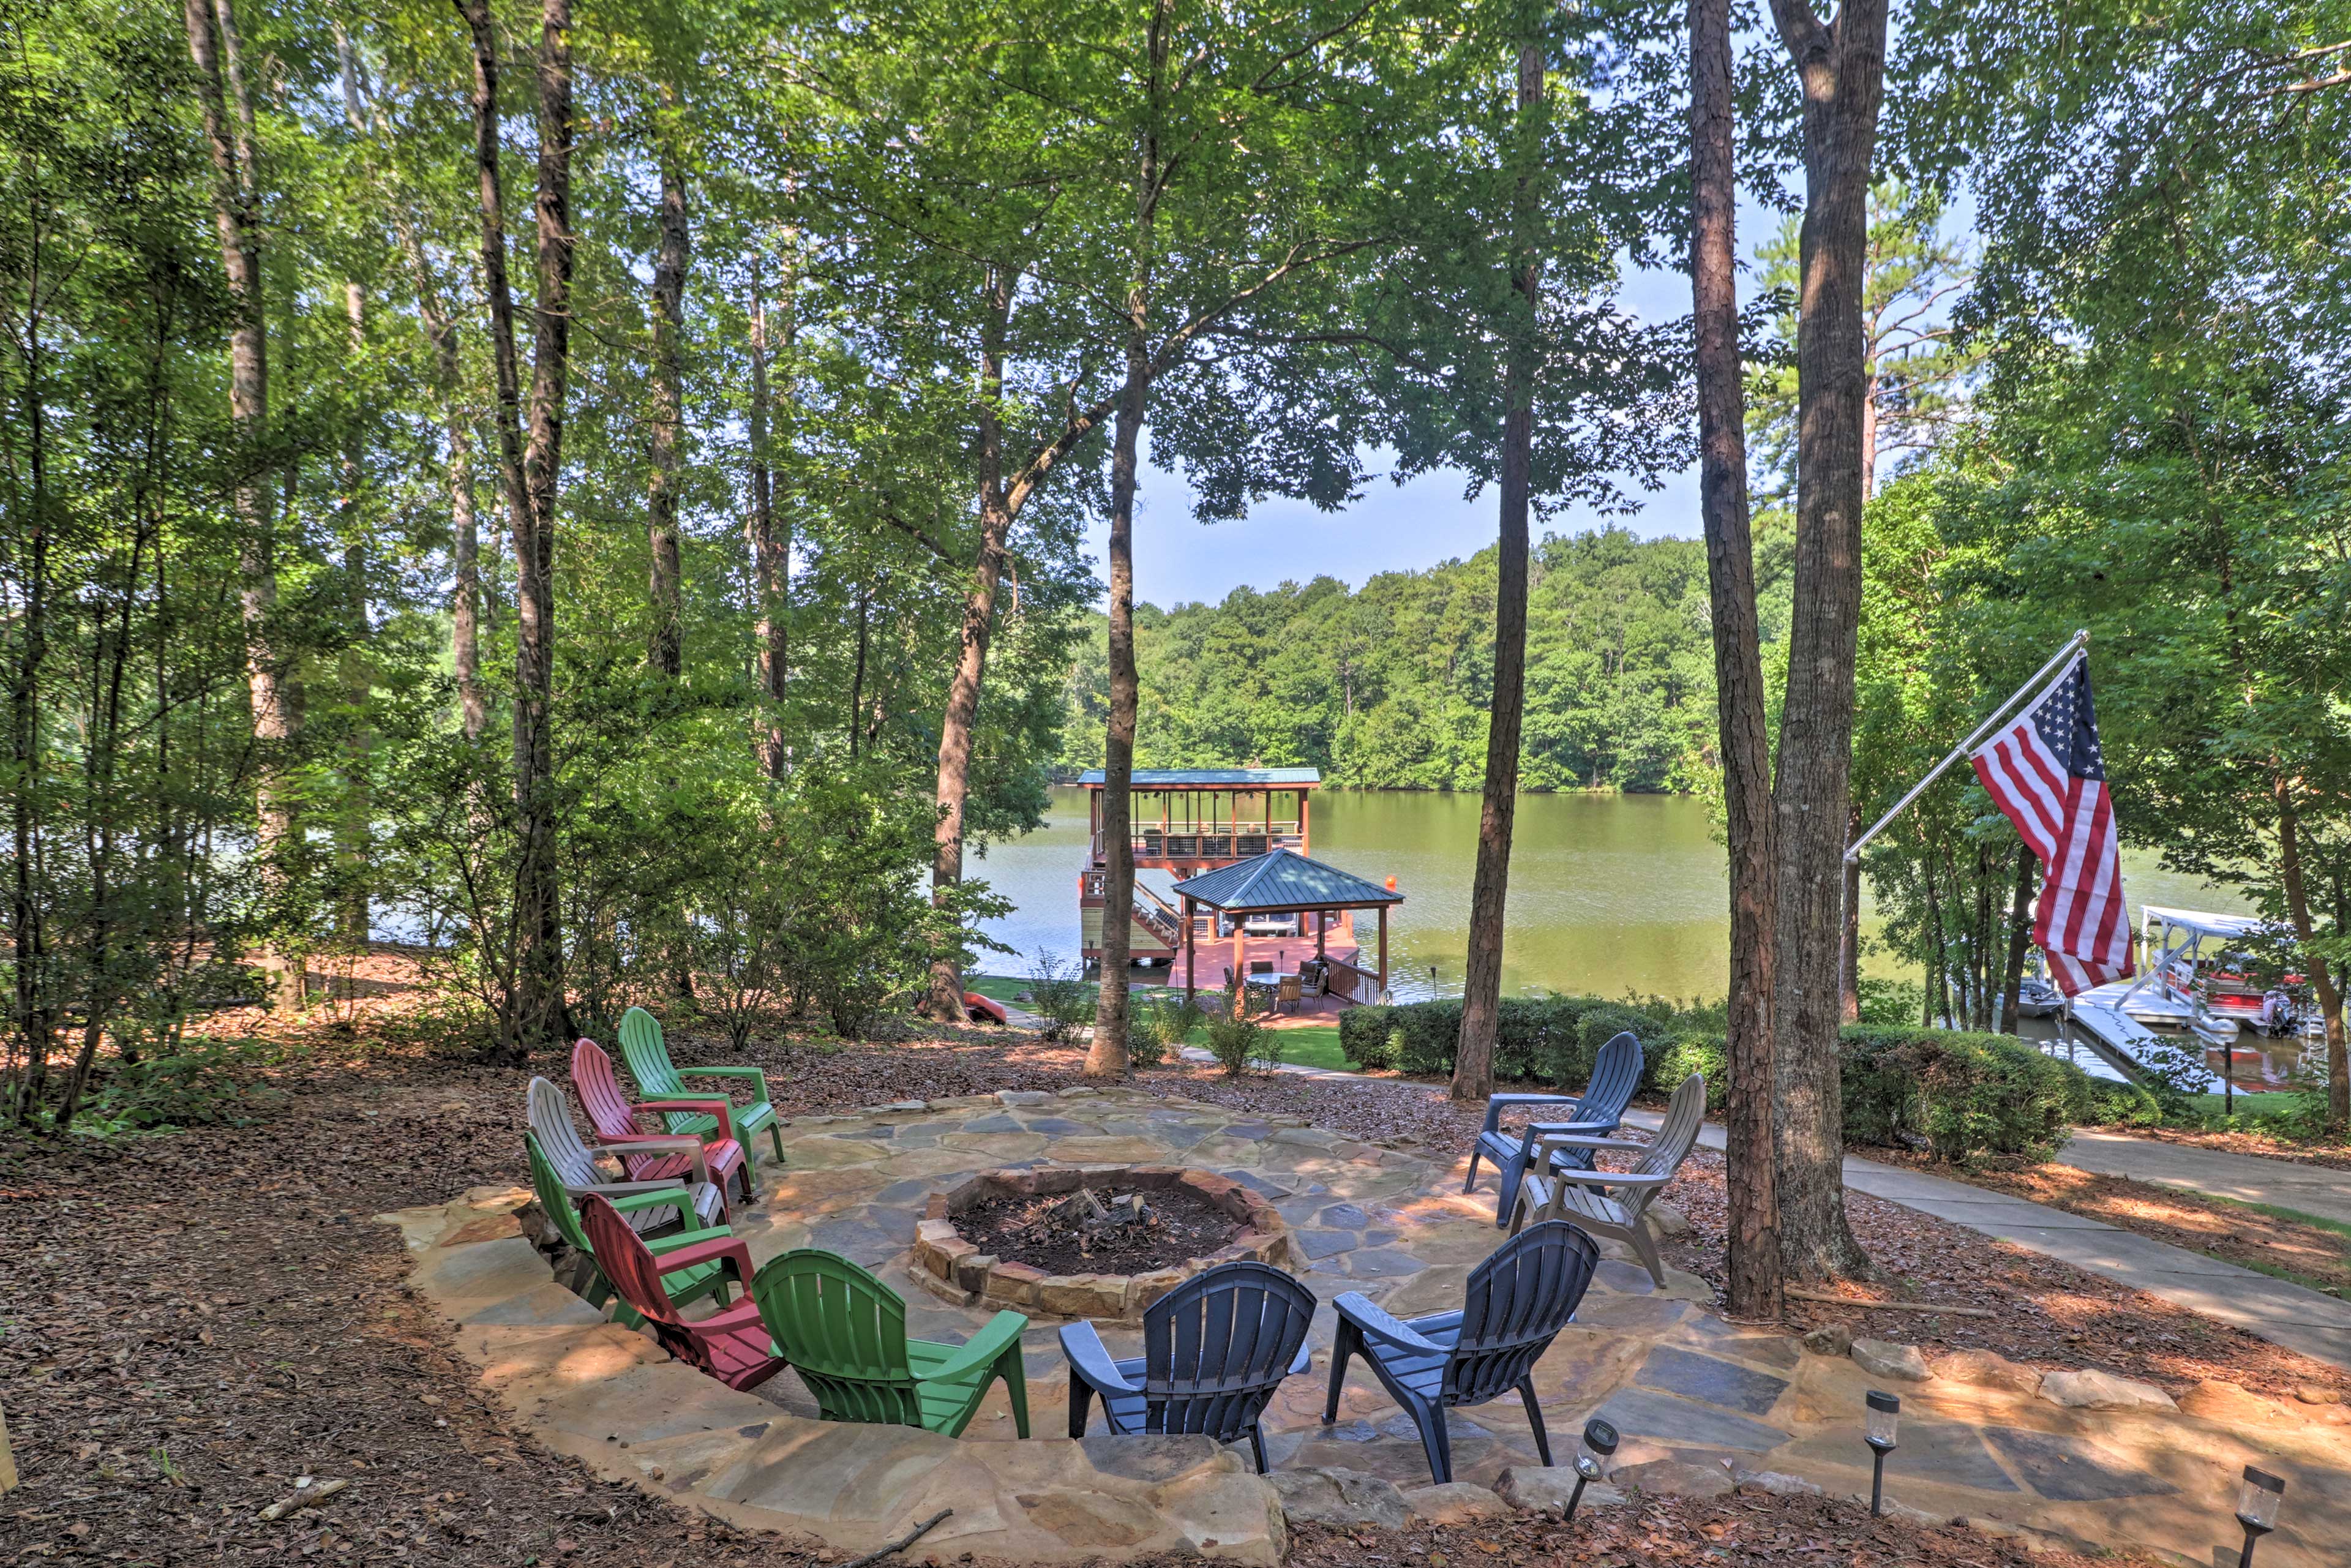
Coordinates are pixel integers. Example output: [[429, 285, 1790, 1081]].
[[1316, 910, 1327, 959], [1233, 920, 1245, 1005], [1377, 905, 1389, 999], [1184, 895, 1196, 1003]]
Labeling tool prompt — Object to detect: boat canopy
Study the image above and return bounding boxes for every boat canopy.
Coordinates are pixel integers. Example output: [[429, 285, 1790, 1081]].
[[2142, 907, 2280, 941]]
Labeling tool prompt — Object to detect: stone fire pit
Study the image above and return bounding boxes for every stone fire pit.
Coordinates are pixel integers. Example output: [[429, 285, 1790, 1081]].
[[912, 1165, 1292, 1322]]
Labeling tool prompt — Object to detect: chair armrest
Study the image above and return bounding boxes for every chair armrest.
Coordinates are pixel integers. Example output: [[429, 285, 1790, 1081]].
[[927, 1311, 1031, 1384], [632, 1094, 737, 1146], [1332, 1291, 1446, 1356], [1402, 1308, 1464, 1340], [603, 1185, 698, 1221], [645, 1224, 732, 1257], [587, 1135, 711, 1188], [1527, 1118, 1619, 1137], [675, 1064, 774, 1105], [1482, 1093, 1578, 1135], [1532, 1133, 1649, 1156], [563, 1176, 699, 1198], [647, 1233, 757, 1289], [1545, 1167, 1676, 1190], [1058, 1319, 1140, 1396]]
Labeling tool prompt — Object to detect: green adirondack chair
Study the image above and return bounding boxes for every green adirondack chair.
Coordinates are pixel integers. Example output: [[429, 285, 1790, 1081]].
[[524, 1130, 734, 1330], [750, 1250, 1031, 1438], [617, 1005, 787, 1169]]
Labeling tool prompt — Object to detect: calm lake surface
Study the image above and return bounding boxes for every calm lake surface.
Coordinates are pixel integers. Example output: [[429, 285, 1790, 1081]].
[[969, 787, 2244, 1002]]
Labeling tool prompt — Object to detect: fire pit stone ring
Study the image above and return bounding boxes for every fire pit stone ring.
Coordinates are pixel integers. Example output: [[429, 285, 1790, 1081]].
[[911, 1165, 1292, 1322]]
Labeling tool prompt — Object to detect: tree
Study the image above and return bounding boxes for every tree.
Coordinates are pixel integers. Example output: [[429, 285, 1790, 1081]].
[[1764, 0, 1888, 1281], [1690, 0, 1781, 1320]]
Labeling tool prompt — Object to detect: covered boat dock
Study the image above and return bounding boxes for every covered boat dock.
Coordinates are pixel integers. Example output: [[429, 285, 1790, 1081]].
[[1171, 848, 1404, 1009]]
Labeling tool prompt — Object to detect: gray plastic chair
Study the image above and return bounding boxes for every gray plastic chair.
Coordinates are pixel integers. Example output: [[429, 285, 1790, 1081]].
[[1513, 1071, 1706, 1288], [1464, 1032, 1646, 1228], [525, 1076, 726, 1231]]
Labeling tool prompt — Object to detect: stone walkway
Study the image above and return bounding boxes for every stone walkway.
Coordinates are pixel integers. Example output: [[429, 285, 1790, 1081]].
[[391, 1087, 2350, 1566], [2055, 1128, 2351, 1229]]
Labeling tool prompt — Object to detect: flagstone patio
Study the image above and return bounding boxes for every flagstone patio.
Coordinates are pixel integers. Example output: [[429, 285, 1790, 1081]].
[[388, 1084, 2351, 1566]]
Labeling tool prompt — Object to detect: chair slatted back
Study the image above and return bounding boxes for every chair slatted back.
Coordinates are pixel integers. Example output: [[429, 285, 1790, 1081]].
[[524, 1130, 593, 1255], [1442, 1221, 1600, 1407], [1578, 1032, 1644, 1122], [1619, 1073, 1706, 1219], [618, 1006, 686, 1097], [579, 1191, 718, 1375], [750, 1250, 922, 1427], [1141, 1261, 1316, 1441], [571, 1038, 643, 1142], [527, 1076, 603, 1188]]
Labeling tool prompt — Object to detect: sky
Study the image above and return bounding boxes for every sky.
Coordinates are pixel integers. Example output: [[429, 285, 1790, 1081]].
[[1081, 256, 1717, 609]]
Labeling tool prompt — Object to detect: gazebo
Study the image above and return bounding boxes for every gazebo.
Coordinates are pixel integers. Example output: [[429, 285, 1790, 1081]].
[[1169, 849, 1404, 1008]]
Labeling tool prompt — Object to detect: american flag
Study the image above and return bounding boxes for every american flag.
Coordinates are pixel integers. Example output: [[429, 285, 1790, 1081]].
[[1968, 655, 2134, 995]]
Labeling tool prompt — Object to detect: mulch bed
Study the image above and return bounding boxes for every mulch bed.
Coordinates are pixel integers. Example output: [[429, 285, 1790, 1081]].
[[1277, 1493, 2144, 1568], [954, 1183, 1238, 1275]]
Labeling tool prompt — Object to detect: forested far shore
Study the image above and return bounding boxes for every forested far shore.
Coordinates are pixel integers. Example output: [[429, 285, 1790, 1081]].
[[1056, 522, 1796, 793]]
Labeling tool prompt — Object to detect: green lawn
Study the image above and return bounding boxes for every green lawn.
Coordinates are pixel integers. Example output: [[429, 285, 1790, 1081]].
[[961, 975, 1357, 1072], [2177, 1089, 2322, 1122]]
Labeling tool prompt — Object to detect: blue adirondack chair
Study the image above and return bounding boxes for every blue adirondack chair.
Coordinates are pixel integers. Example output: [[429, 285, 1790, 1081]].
[[1323, 1220, 1600, 1485], [1060, 1261, 1318, 1473], [1463, 1032, 1644, 1228]]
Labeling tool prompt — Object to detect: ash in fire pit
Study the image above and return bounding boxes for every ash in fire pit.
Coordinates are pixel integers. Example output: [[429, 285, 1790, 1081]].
[[959, 1181, 1235, 1277]]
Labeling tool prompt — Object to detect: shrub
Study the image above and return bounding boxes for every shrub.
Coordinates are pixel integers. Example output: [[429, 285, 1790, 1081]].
[[1338, 1005, 1398, 1070], [1837, 1026, 2085, 1163], [1648, 1033, 1729, 1109], [1204, 1009, 1279, 1076], [72, 1035, 291, 1133], [1026, 949, 1092, 1043], [2076, 1076, 2167, 1128]]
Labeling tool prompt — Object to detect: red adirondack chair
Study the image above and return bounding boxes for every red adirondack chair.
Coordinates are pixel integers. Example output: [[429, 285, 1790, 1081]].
[[579, 1193, 789, 1392], [572, 1038, 753, 1212]]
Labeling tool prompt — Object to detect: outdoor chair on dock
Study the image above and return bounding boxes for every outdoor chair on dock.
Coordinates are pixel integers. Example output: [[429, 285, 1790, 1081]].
[[572, 1037, 754, 1212], [617, 1005, 788, 1173], [579, 1193, 788, 1392], [1463, 1031, 1644, 1228], [1512, 1071, 1707, 1289], [1061, 1260, 1316, 1473], [751, 1250, 1030, 1438], [1324, 1220, 1600, 1485]]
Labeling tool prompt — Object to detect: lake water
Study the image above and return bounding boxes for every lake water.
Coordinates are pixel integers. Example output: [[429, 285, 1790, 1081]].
[[969, 787, 2246, 1002]]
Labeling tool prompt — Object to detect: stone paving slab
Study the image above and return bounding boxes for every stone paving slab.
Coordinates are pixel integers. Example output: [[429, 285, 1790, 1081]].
[[386, 1086, 2351, 1567]]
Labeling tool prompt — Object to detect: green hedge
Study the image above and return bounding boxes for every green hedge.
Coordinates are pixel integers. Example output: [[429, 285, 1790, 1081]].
[[1338, 998, 2139, 1165]]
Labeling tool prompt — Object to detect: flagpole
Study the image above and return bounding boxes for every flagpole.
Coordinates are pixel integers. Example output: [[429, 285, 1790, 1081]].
[[1843, 629, 2089, 866]]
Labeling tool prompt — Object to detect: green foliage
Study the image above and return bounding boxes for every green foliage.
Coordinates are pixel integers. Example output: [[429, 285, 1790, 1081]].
[[1023, 950, 1092, 1045], [69, 1037, 292, 1135], [1069, 529, 1718, 791], [1203, 1008, 1280, 1077], [1337, 992, 1689, 1086], [1839, 1026, 2086, 1163]]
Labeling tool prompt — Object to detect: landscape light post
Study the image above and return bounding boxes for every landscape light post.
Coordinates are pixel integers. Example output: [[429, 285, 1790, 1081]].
[[1562, 1417, 1618, 1523], [1864, 1390, 1899, 1516], [2234, 1466, 2283, 1566]]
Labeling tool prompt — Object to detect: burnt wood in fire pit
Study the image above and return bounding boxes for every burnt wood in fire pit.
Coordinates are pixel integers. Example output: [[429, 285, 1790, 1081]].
[[910, 1166, 1292, 1322]]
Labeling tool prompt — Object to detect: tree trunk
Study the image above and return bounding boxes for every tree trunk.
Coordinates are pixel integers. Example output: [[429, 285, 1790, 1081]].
[[1690, 0, 1782, 1321], [1088, 0, 1168, 1078], [186, 0, 301, 1015], [1839, 804, 1861, 1021], [1923, 844, 1954, 1029], [926, 273, 1016, 1025], [1766, 0, 1885, 1281], [416, 246, 484, 740], [2277, 781, 2349, 1129], [647, 122, 688, 679], [1452, 36, 1545, 1105], [748, 250, 790, 779], [337, 280, 372, 948], [1999, 839, 2034, 1033]]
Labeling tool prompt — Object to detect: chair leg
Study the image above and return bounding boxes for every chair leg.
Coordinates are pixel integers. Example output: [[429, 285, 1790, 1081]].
[[1001, 1349, 1031, 1439], [1462, 1145, 1483, 1193], [1322, 1324, 1359, 1423], [1517, 1377, 1553, 1466], [1408, 1400, 1452, 1485], [1627, 1219, 1667, 1289], [1248, 1424, 1270, 1474], [768, 1122, 787, 1162], [1067, 1370, 1093, 1439]]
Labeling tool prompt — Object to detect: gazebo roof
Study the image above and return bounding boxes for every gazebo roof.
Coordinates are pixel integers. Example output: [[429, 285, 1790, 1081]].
[[1076, 767, 1321, 788], [1171, 849, 1401, 912]]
